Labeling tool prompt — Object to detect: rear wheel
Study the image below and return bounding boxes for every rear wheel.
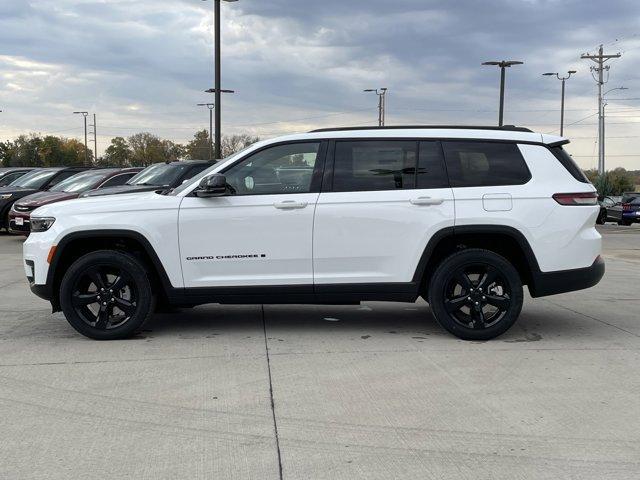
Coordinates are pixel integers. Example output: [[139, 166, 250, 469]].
[[428, 249, 524, 341], [618, 219, 632, 226], [59, 250, 156, 340], [596, 209, 607, 225]]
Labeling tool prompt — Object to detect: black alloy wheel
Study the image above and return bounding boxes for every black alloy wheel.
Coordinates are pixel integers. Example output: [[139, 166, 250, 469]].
[[428, 249, 523, 340], [60, 250, 155, 340]]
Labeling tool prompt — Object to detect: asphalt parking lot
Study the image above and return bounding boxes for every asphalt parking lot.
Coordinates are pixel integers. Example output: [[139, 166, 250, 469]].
[[1, 225, 639, 480]]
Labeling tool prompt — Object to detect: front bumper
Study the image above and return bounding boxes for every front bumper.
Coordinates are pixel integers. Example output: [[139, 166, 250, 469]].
[[529, 256, 605, 298]]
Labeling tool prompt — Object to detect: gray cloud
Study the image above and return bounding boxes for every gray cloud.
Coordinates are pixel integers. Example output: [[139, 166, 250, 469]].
[[0, 0, 639, 169]]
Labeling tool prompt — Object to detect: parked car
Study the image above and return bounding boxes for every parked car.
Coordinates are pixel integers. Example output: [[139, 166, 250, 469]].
[[0, 166, 91, 231], [603, 192, 640, 226], [8, 168, 142, 234], [596, 196, 620, 224], [24, 125, 604, 341], [0, 167, 35, 187], [80, 161, 212, 198]]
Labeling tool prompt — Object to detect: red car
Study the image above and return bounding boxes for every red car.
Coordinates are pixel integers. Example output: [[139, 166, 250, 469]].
[[9, 168, 141, 234]]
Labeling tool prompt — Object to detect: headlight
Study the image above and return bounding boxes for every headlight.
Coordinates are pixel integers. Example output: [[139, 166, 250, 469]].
[[0, 194, 12, 200], [30, 217, 56, 232]]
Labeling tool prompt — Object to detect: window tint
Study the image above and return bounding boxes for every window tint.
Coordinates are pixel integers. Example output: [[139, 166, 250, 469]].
[[224, 143, 319, 195], [10, 169, 59, 188], [0, 171, 27, 187], [550, 146, 590, 183], [101, 173, 135, 188], [417, 141, 449, 189], [47, 170, 82, 188], [183, 164, 210, 182], [442, 141, 531, 187], [333, 141, 417, 192]]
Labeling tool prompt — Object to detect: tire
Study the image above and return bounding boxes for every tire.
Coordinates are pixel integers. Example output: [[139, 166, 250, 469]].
[[618, 219, 632, 226], [427, 249, 524, 341], [596, 209, 606, 225], [59, 250, 156, 340]]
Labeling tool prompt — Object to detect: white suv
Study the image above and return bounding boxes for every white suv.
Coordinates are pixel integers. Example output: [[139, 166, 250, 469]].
[[23, 126, 604, 340]]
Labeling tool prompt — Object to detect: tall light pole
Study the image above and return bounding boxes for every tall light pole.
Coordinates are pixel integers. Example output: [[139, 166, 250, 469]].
[[202, 0, 238, 160], [73, 111, 89, 165], [204, 88, 234, 158], [542, 70, 577, 136], [197, 103, 215, 161], [482, 60, 524, 127], [363, 88, 388, 126], [601, 86, 628, 174]]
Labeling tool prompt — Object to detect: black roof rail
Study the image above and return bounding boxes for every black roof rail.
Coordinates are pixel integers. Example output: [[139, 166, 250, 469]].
[[309, 125, 534, 133]]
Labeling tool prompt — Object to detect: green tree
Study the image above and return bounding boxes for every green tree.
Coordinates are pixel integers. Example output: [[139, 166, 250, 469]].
[[127, 132, 181, 166], [102, 137, 132, 167], [586, 168, 635, 196], [185, 130, 211, 160]]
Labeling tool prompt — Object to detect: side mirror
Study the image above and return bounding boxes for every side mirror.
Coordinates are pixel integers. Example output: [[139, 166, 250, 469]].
[[196, 173, 227, 197]]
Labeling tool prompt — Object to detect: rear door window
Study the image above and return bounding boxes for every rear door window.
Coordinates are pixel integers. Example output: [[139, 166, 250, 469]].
[[442, 141, 531, 187], [332, 141, 417, 192], [417, 141, 449, 189]]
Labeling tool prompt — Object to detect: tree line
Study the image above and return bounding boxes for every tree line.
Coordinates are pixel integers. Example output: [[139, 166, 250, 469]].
[[0, 130, 259, 167], [584, 169, 640, 197]]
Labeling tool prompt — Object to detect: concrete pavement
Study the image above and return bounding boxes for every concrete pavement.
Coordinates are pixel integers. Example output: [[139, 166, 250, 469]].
[[0, 226, 639, 479]]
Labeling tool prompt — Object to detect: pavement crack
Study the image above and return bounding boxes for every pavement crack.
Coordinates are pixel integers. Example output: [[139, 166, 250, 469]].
[[262, 304, 284, 480]]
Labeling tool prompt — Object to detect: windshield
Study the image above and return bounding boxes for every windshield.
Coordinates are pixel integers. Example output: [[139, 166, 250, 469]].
[[50, 170, 113, 193], [9, 169, 59, 189], [169, 145, 257, 196], [127, 163, 190, 187]]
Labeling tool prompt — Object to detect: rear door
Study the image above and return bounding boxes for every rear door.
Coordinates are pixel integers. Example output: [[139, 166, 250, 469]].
[[313, 139, 454, 286]]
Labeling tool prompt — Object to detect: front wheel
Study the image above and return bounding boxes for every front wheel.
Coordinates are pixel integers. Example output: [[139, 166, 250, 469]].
[[428, 249, 524, 341], [59, 250, 156, 340]]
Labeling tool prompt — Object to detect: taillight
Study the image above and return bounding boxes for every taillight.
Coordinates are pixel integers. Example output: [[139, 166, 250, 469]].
[[552, 192, 598, 206], [622, 203, 631, 211]]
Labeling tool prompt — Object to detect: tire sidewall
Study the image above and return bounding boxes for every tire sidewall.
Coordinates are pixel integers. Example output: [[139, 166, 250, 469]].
[[428, 249, 524, 341], [59, 250, 155, 340]]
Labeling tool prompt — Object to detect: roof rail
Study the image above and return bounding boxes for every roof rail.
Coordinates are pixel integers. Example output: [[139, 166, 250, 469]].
[[309, 125, 534, 133]]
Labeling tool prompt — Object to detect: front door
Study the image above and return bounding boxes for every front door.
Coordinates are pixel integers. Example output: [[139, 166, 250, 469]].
[[179, 141, 325, 288], [313, 140, 455, 285]]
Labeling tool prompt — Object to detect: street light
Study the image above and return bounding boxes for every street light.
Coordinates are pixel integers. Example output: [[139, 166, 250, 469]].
[[197, 103, 216, 161], [542, 70, 577, 136], [202, 0, 238, 160], [73, 111, 89, 165], [482, 60, 524, 127], [601, 86, 628, 173], [363, 88, 388, 126]]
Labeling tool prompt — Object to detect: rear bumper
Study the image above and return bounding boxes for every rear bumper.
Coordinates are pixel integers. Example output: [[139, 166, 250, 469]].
[[529, 256, 605, 298]]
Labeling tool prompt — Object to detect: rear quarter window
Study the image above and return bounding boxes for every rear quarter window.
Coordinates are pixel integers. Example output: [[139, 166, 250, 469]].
[[549, 146, 590, 183], [442, 141, 531, 187]]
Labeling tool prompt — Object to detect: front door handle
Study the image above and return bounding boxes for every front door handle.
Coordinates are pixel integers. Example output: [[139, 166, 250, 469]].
[[410, 197, 444, 206], [273, 200, 308, 210]]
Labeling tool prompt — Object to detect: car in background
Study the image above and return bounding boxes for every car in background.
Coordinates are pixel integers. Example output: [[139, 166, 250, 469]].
[[596, 196, 621, 224], [80, 161, 212, 198], [8, 168, 142, 234], [0, 167, 35, 187], [603, 192, 640, 226], [0, 166, 91, 231]]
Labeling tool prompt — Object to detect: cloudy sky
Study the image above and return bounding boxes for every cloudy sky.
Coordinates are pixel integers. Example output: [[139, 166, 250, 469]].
[[1, 0, 639, 169]]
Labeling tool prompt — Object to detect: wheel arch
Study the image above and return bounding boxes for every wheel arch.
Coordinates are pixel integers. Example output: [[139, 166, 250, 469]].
[[413, 225, 541, 297], [47, 229, 174, 311]]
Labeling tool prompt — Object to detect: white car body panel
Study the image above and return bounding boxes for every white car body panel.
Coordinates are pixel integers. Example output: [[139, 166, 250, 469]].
[[22, 127, 602, 302]]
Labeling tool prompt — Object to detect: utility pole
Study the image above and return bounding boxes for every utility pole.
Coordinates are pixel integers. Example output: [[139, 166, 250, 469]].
[[89, 113, 97, 163], [542, 70, 576, 136], [482, 60, 524, 127], [364, 88, 388, 126], [73, 111, 89, 165], [581, 45, 621, 175], [197, 103, 215, 161]]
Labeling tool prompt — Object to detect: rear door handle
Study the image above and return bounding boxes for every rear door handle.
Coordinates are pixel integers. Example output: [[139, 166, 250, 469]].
[[410, 197, 444, 206], [273, 200, 308, 210]]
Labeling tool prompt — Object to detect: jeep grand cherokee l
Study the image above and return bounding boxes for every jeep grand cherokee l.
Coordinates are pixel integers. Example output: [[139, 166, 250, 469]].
[[23, 126, 604, 341]]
